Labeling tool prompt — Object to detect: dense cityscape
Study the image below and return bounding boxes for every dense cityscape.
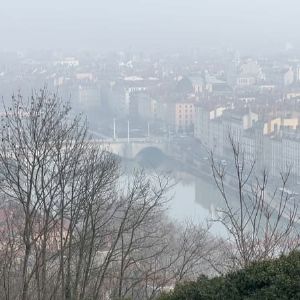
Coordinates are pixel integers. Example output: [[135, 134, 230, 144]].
[[2, 49, 300, 186], [1, 0, 300, 299]]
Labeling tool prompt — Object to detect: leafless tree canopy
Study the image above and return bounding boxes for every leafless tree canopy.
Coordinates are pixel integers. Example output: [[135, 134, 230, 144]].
[[0, 89, 220, 300], [210, 134, 300, 269]]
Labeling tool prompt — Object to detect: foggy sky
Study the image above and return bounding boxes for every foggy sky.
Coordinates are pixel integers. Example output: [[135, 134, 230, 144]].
[[0, 0, 299, 53]]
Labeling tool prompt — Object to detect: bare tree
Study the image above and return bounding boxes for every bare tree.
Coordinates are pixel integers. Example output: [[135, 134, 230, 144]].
[[0, 89, 93, 299], [210, 134, 300, 269], [0, 88, 220, 300]]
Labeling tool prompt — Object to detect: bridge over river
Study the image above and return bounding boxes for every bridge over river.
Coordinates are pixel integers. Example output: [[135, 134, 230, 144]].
[[90, 137, 173, 159]]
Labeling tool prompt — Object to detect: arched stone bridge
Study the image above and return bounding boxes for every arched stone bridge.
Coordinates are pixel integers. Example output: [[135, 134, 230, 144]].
[[90, 138, 171, 159]]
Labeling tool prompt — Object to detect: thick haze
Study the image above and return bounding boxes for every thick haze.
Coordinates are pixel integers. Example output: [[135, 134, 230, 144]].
[[0, 0, 299, 53]]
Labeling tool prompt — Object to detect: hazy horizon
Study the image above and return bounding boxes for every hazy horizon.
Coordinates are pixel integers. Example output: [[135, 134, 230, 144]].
[[0, 0, 299, 54]]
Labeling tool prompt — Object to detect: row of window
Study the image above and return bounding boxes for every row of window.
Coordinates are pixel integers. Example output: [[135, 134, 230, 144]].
[[178, 120, 192, 126], [178, 114, 193, 119], [178, 109, 194, 113]]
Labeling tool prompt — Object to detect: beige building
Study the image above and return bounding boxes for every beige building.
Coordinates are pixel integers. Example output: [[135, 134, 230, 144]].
[[171, 102, 196, 133], [263, 117, 299, 135]]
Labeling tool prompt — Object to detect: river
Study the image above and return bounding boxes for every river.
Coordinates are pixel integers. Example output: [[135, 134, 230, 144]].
[[122, 152, 227, 237], [166, 174, 227, 236]]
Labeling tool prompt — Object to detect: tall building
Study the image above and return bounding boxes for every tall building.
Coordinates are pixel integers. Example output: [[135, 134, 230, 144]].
[[169, 101, 196, 133], [194, 104, 226, 148]]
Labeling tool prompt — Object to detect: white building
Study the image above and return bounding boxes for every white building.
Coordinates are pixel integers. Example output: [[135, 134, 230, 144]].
[[194, 105, 226, 148], [269, 133, 300, 180]]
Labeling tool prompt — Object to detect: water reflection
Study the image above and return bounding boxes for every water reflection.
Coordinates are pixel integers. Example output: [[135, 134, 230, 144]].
[[121, 156, 227, 237], [167, 174, 227, 236], [121, 147, 299, 239]]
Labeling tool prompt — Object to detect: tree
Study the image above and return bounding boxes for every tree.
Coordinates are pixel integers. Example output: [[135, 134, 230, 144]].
[[210, 134, 300, 269], [0, 88, 219, 300]]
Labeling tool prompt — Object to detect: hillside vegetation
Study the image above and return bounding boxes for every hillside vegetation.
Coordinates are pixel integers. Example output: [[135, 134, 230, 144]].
[[159, 251, 300, 300]]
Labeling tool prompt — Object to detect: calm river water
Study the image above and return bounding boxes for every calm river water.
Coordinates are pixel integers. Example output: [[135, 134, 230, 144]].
[[166, 174, 227, 236], [122, 155, 227, 236]]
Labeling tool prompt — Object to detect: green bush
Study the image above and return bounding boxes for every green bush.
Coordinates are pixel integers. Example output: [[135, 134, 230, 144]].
[[159, 251, 300, 300]]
